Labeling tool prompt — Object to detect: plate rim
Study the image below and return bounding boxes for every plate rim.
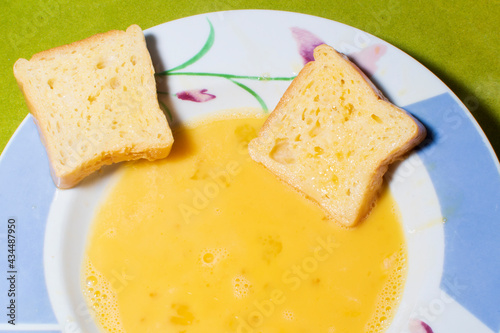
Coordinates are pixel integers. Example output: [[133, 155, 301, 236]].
[[0, 9, 498, 333]]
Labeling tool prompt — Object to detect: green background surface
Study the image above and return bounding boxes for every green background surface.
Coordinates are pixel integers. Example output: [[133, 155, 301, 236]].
[[1, 0, 499, 158]]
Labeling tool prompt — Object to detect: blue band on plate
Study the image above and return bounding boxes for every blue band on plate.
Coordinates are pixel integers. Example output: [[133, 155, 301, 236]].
[[0, 119, 58, 325], [405, 93, 500, 332]]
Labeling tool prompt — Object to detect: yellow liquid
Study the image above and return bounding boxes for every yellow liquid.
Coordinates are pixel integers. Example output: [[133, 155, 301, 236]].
[[82, 115, 406, 333]]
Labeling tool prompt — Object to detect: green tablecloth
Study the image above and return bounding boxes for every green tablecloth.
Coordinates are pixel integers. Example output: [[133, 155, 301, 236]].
[[1, 0, 498, 157]]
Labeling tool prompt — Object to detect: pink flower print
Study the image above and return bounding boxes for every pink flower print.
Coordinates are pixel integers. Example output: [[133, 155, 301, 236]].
[[349, 44, 387, 76], [176, 89, 216, 103], [409, 319, 434, 333], [290, 27, 325, 64]]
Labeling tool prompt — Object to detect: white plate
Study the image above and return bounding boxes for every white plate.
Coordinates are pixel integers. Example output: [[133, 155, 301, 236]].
[[0, 10, 499, 333]]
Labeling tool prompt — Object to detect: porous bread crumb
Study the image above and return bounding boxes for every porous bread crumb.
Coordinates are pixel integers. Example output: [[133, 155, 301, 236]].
[[13, 25, 173, 188], [249, 44, 426, 227]]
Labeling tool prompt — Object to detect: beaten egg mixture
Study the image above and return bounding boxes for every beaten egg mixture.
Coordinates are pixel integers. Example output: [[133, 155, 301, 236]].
[[82, 114, 407, 333]]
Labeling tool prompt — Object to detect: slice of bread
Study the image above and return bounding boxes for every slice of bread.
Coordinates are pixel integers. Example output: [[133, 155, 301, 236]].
[[248, 44, 426, 227], [13, 25, 173, 189]]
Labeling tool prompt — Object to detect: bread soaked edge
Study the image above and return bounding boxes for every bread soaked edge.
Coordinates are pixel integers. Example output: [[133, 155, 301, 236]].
[[249, 44, 426, 227]]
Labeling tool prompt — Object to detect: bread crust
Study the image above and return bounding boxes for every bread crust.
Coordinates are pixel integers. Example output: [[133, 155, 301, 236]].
[[249, 44, 426, 227]]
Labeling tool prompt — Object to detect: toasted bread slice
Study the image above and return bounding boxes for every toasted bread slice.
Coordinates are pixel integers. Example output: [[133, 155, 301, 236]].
[[13, 25, 173, 189], [248, 44, 426, 227]]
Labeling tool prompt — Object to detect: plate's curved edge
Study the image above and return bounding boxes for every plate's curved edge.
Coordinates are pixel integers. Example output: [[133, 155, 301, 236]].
[[146, 9, 499, 170], [0, 114, 59, 328], [4, 10, 498, 170], [1, 9, 498, 332], [0, 113, 32, 163], [445, 92, 500, 170], [404, 92, 500, 332]]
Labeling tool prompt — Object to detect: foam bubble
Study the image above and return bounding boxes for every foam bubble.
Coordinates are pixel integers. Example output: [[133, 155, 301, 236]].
[[82, 259, 125, 332], [282, 309, 295, 321], [200, 248, 229, 267], [365, 245, 407, 333], [101, 227, 117, 239], [260, 235, 282, 263], [232, 275, 252, 299]]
